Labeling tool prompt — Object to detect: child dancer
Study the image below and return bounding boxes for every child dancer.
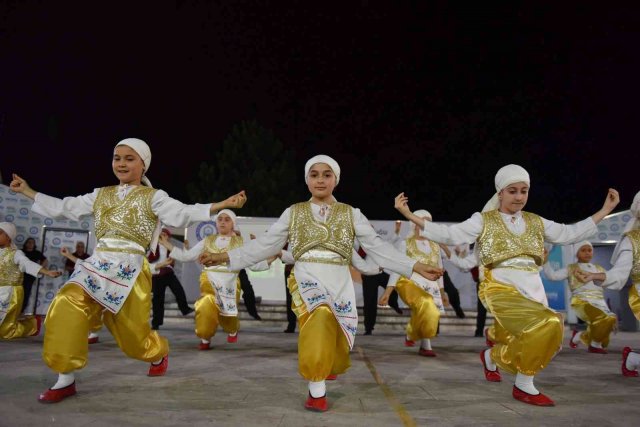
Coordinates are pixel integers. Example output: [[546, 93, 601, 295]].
[[379, 209, 450, 357], [198, 155, 443, 412], [0, 222, 61, 339], [159, 209, 272, 349], [10, 137, 246, 403], [395, 164, 619, 406], [543, 242, 616, 353], [575, 190, 640, 377]]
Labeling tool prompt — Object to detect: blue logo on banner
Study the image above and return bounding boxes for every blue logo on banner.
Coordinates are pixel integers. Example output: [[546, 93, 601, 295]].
[[16, 235, 25, 243], [19, 208, 28, 216], [52, 238, 61, 246], [46, 291, 55, 300], [611, 224, 620, 232], [65, 232, 73, 237], [598, 232, 608, 241], [44, 218, 54, 226], [81, 221, 89, 229], [4, 215, 14, 222], [196, 221, 217, 241], [30, 227, 39, 235], [541, 246, 566, 310]]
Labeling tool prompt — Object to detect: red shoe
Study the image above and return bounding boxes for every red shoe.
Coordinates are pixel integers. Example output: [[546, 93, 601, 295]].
[[569, 330, 579, 349], [148, 355, 168, 377], [480, 350, 501, 382], [38, 382, 76, 403], [198, 342, 211, 351], [404, 337, 415, 347], [512, 386, 555, 406], [419, 348, 437, 357], [88, 336, 99, 345], [622, 347, 639, 377], [304, 393, 328, 412], [326, 374, 338, 380], [484, 328, 494, 348], [30, 315, 44, 337], [227, 333, 238, 343], [588, 346, 607, 354]]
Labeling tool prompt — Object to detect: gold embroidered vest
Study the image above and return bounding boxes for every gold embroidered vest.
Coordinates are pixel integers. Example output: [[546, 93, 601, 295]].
[[477, 210, 545, 268], [406, 237, 440, 268], [0, 249, 24, 287], [567, 263, 605, 292], [93, 186, 158, 249], [203, 234, 243, 272], [288, 201, 354, 265], [626, 229, 640, 284]]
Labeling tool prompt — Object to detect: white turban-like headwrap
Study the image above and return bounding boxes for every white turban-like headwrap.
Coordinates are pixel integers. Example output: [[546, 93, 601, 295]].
[[115, 138, 153, 188], [611, 190, 640, 264], [304, 155, 341, 185], [115, 138, 160, 253], [215, 209, 237, 229], [482, 164, 530, 212], [574, 240, 592, 260], [0, 222, 17, 249], [407, 209, 432, 238]]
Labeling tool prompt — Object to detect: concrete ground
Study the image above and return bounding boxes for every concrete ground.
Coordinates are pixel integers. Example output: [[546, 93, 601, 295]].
[[1, 322, 639, 427]]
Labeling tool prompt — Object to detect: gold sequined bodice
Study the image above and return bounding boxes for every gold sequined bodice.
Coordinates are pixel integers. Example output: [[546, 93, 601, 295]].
[[0, 249, 24, 287], [626, 229, 640, 284], [288, 201, 354, 265], [477, 210, 545, 268], [406, 237, 440, 268], [93, 186, 158, 249]]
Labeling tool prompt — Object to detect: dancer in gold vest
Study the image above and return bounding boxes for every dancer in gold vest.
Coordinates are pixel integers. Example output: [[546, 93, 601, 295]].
[[379, 209, 450, 357], [161, 209, 272, 349], [395, 164, 619, 406], [10, 138, 247, 403], [576, 190, 640, 377], [543, 241, 616, 353], [198, 154, 444, 412], [0, 222, 61, 339]]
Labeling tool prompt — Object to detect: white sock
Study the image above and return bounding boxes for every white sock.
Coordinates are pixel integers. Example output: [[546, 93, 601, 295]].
[[88, 332, 99, 339], [201, 339, 210, 344], [515, 373, 539, 395], [627, 351, 640, 371], [572, 331, 582, 345], [151, 358, 164, 365], [484, 349, 497, 371], [308, 380, 326, 398], [229, 332, 237, 337], [406, 335, 413, 342], [52, 372, 75, 390], [420, 339, 432, 350], [590, 341, 602, 349]]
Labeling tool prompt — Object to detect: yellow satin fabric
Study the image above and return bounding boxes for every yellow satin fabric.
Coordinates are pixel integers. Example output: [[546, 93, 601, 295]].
[[479, 271, 563, 376], [194, 271, 240, 340], [89, 310, 104, 333], [288, 272, 350, 381], [571, 297, 616, 347], [0, 286, 37, 339], [394, 277, 440, 341], [629, 285, 640, 321], [43, 262, 168, 373]]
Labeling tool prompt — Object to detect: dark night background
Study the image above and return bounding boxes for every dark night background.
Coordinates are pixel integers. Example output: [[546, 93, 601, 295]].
[[0, 2, 637, 222]]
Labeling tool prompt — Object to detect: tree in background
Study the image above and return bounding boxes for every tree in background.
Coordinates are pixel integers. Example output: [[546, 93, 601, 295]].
[[187, 120, 304, 217]]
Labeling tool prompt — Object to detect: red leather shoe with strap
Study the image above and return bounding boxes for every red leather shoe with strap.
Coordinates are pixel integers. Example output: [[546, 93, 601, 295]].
[[512, 386, 555, 406], [622, 347, 639, 377], [326, 374, 338, 380], [38, 382, 76, 403], [198, 342, 211, 351], [480, 350, 501, 382], [419, 348, 437, 357], [588, 346, 607, 354], [148, 355, 168, 377], [484, 328, 494, 348], [30, 315, 45, 337], [404, 337, 415, 347], [304, 393, 328, 412], [88, 336, 99, 345], [569, 330, 579, 349], [227, 333, 238, 343]]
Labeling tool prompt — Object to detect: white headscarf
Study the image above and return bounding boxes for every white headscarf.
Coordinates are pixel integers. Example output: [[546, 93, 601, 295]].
[[304, 155, 341, 185], [611, 190, 640, 264], [115, 138, 153, 187], [115, 138, 160, 253], [0, 222, 17, 249], [408, 209, 432, 238], [482, 164, 530, 212], [215, 209, 237, 229], [574, 240, 592, 262]]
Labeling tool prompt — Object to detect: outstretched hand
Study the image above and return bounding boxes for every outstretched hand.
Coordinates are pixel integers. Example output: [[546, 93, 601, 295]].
[[225, 191, 247, 209], [394, 192, 411, 216], [602, 188, 620, 213]]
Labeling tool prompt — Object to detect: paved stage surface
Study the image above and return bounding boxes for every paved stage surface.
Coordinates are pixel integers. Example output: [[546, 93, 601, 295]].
[[1, 322, 639, 427]]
